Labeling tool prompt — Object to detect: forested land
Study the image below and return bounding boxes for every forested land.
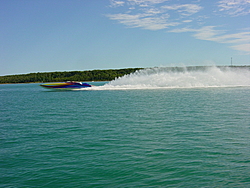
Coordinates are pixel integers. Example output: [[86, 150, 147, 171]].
[[0, 68, 142, 84], [1, 66, 249, 84]]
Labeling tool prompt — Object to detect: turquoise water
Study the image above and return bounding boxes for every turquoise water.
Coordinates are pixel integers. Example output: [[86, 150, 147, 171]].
[[1, 67, 250, 187]]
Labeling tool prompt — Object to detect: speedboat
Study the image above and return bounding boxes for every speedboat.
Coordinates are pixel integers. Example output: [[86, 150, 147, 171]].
[[40, 81, 92, 90]]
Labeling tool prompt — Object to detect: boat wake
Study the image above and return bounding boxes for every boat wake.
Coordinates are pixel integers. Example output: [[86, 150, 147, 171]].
[[87, 66, 250, 90]]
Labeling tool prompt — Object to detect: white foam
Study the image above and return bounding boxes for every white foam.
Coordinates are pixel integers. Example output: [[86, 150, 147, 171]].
[[91, 66, 250, 90]]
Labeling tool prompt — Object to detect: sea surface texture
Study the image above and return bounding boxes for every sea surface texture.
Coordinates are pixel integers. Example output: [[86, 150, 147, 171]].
[[1, 67, 250, 187]]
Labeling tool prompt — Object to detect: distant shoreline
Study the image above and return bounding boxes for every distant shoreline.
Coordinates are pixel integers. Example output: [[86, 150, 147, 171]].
[[0, 68, 142, 84], [1, 66, 249, 84]]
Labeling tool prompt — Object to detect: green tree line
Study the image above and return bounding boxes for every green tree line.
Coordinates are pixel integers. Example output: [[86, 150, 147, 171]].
[[1, 66, 249, 84], [0, 68, 142, 84]]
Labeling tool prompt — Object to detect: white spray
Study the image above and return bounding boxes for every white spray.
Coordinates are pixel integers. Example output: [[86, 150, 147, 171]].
[[98, 66, 250, 89]]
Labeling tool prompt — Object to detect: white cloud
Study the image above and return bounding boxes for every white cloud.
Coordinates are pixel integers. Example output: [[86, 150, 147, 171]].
[[231, 43, 250, 53], [144, 8, 164, 14], [169, 28, 190, 33], [161, 4, 202, 16], [107, 1, 202, 30], [170, 26, 250, 54], [128, 0, 170, 5], [212, 32, 250, 43], [122, 0, 170, 7], [107, 13, 179, 30], [107, 0, 250, 54], [110, 0, 125, 7], [192, 26, 225, 41], [217, 0, 250, 16], [182, 20, 193, 23]]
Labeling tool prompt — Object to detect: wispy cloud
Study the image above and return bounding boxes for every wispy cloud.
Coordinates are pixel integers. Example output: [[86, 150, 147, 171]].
[[107, 0, 202, 30], [107, 0, 250, 53], [182, 20, 193, 23], [217, 0, 250, 16], [107, 13, 179, 30], [110, 0, 125, 7], [170, 26, 250, 54], [161, 4, 202, 16], [127, 0, 170, 6], [110, 0, 170, 8], [231, 44, 250, 53]]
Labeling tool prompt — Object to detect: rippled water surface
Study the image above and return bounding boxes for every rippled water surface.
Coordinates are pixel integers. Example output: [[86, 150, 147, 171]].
[[1, 69, 250, 187]]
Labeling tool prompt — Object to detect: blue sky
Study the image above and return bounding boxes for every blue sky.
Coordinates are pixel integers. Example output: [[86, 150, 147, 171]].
[[1, 0, 250, 75]]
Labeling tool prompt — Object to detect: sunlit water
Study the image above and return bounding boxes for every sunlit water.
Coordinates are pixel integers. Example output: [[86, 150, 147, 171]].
[[1, 67, 250, 187]]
